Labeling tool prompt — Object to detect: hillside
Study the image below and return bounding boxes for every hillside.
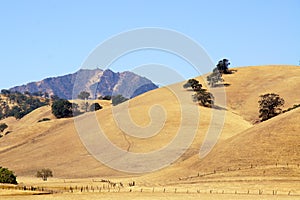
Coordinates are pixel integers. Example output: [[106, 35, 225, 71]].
[[190, 106, 300, 172], [9, 69, 158, 99], [0, 65, 299, 181], [223, 65, 300, 122]]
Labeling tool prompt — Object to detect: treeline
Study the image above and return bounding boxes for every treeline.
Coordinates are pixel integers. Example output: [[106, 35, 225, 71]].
[[0, 90, 49, 120]]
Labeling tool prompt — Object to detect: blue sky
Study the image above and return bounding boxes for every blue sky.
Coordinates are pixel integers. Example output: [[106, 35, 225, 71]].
[[1, 0, 299, 89]]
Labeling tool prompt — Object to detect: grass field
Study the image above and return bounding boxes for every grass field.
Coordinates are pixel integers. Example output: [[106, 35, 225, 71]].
[[1, 66, 300, 199]]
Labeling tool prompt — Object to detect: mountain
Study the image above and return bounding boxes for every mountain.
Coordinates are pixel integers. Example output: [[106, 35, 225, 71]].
[[0, 65, 299, 181], [9, 69, 158, 99]]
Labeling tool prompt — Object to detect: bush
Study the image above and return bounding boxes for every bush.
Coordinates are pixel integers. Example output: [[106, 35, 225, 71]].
[[51, 99, 74, 118], [0, 92, 48, 120], [100, 95, 112, 100], [36, 169, 53, 181], [112, 95, 128, 106], [0, 167, 17, 184], [90, 103, 103, 111]]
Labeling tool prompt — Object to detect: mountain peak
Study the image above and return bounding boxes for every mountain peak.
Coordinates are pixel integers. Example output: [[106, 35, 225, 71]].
[[9, 69, 158, 99]]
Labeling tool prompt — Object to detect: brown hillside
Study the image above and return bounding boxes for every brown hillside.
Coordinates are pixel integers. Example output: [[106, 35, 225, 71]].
[[223, 65, 300, 122], [185, 106, 300, 176], [0, 65, 299, 180], [0, 78, 250, 178]]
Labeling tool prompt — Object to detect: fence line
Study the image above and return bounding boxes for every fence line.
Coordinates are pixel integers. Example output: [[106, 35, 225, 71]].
[[179, 163, 300, 181], [0, 163, 299, 196], [1, 184, 299, 197]]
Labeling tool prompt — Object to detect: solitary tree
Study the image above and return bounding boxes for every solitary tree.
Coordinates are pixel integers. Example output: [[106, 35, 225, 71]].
[[258, 93, 285, 121], [77, 91, 90, 100], [36, 169, 53, 181]]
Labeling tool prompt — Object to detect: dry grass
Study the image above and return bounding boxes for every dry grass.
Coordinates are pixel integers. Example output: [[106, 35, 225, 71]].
[[223, 65, 300, 122], [0, 65, 300, 199]]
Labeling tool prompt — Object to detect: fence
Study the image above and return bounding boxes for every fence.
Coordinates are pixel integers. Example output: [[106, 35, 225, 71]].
[[0, 163, 299, 197], [1, 184, 299, 197]]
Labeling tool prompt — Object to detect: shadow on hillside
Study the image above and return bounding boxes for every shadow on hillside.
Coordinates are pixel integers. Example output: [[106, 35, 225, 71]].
[[213, 83, 231, 88], [212, 105, 227, 111], [185, 89, 195, 92]]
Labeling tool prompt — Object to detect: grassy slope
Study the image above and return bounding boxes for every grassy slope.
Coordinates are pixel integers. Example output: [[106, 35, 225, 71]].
[[223, 65, 300, 122], [0, 65, 299, 181], [188, 106, 300, 172]]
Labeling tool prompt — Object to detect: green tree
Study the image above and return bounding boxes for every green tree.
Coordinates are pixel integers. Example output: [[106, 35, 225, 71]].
[[36, 169, 53, 181], [7, 106, 22, 119], [216, 58, 231, 74], [258, 93, 285, 121], [90, 103, 103, 111], [183, 79, 202, 90], [192, 90, 214, 107], [51, 99, 74, 118], [207, 70, 224, 87], [112, 95, 128, 106], [77, 91, 90, 100], [1, 89, 11, 96], [0, 167, 17, 184], [0, 123, 8, 133]]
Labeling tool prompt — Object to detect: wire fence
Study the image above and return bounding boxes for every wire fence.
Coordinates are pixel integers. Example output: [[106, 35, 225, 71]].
[[0, 163, 299, 196]]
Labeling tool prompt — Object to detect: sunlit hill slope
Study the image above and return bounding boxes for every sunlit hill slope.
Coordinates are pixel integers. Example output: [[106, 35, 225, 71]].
[[0, 65, 299, 181]]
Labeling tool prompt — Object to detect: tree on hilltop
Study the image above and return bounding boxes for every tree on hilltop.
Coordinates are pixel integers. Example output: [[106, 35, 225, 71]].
[[206, 58, 233, 87], [216, 58, 232, 74]]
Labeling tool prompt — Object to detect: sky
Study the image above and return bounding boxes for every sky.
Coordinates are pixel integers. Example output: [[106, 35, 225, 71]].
[[0, 0, 299, 89]]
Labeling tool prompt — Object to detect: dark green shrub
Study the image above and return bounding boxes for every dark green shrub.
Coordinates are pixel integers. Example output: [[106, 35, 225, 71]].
[[112, 95, 128, 106], [51, 99, 74, 118], [0, 167, 17, 184], [90, 103, 103, 111]]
